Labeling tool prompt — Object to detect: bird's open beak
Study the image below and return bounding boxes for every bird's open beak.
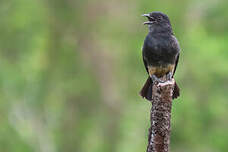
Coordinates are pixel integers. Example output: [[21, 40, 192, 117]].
[[143, 21, 153, 25], [142, 14, 154, 25], [142, 14, 150, 17]]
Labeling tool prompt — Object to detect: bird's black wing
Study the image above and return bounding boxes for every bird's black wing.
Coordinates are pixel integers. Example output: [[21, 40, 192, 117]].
[[143, 55, 149, 74], [171, 35, 180, 77], [172, 53, 179, 77], [142, 35, 151, 75]]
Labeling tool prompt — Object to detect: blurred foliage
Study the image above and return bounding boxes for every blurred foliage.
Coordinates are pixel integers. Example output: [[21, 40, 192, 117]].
[[0, 0, 228, 152]]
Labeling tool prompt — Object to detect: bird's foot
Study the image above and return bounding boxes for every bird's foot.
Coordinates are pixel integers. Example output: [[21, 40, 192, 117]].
[[151, 75, 165, 85], [166, 72, 173, 81]]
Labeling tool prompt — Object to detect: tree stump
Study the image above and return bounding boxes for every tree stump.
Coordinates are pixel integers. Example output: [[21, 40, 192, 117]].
[[146, 78, 175, 152]]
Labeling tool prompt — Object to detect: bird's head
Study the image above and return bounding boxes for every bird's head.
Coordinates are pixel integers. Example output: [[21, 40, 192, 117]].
[[142, 12, 173, 33]]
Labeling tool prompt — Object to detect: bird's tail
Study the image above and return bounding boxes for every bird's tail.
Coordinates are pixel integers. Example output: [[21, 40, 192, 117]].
[[139, 76, 180, 101], [139, 77, 153, 101], [173, 81, 180, 99]]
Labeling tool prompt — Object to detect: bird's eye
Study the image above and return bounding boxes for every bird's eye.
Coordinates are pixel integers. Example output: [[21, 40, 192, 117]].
[[157, 16, 163, 22], [157, 17, 161, 21]]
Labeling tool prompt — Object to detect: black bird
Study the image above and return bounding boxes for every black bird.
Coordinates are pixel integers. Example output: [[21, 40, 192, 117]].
[[140, 11, 180, 101]]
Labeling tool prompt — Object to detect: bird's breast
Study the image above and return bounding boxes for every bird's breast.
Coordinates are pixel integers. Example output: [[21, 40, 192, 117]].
[[143, 35, 178, 66]]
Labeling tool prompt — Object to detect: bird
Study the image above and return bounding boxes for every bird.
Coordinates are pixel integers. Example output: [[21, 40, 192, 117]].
[[139, 11, 180, 101]]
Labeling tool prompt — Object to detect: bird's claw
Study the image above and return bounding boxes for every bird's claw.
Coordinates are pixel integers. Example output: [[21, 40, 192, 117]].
[[166, 72, 173, 81], [151, 75, 165, 85]]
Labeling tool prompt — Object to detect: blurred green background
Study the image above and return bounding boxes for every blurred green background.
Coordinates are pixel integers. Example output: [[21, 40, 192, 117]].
[[1, 0, 228, 152]]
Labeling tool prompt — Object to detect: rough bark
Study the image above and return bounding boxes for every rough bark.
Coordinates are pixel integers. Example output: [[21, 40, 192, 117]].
[[146, 78, 175, 152]]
